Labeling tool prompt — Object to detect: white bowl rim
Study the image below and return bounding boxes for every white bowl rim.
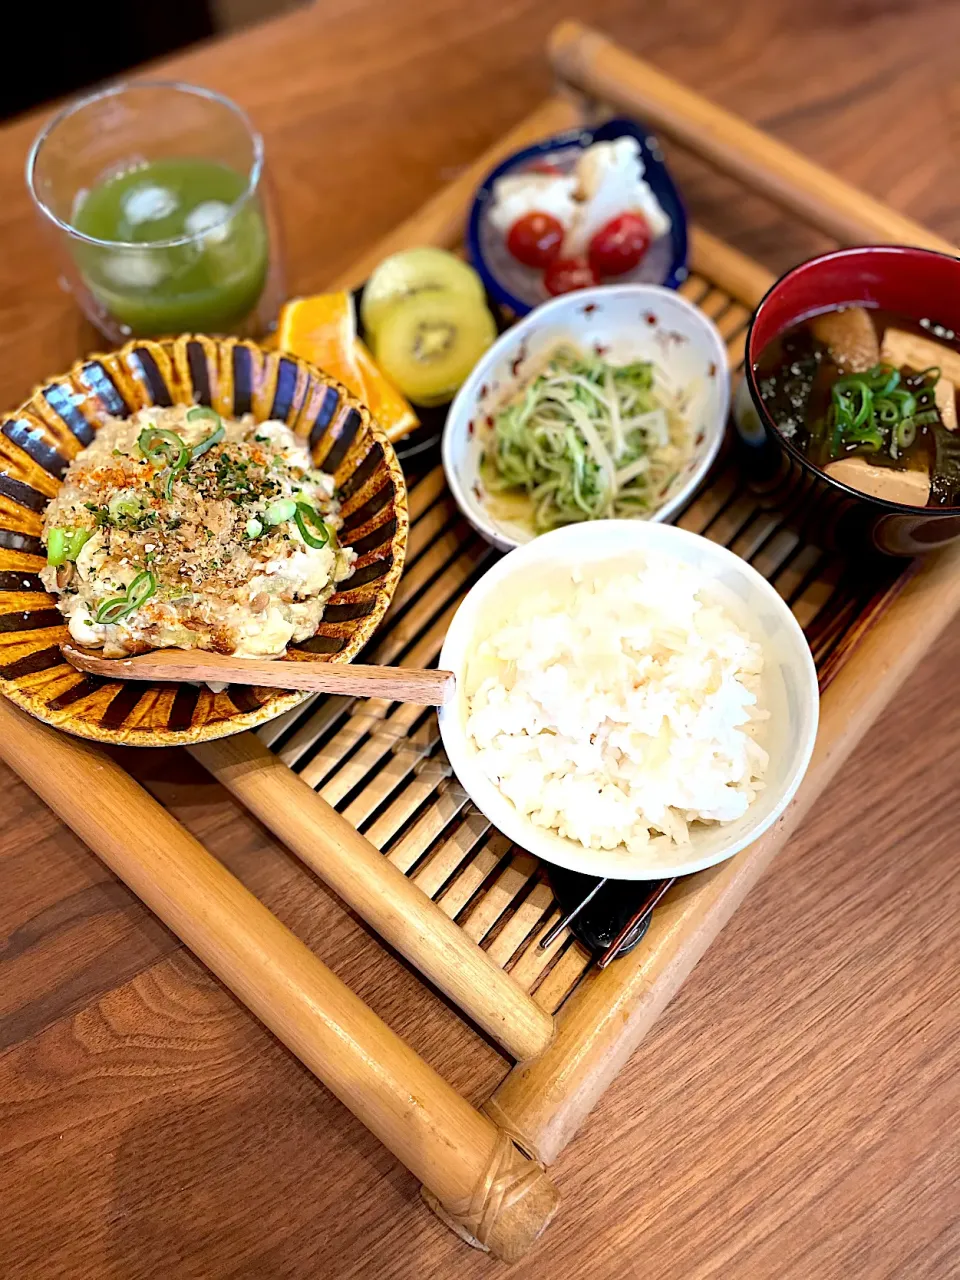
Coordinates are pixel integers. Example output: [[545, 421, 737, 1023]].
[[442, 282, 731, 552], [438, 520, 820, 881]]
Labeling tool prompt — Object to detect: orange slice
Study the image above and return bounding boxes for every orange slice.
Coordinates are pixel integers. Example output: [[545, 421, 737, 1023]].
[[354, 338, 419, 441], [276, 291, 418, 441], [276, 291, 363, 396]]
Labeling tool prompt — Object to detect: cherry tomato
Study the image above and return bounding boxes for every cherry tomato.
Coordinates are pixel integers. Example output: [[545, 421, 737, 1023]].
[[543, 257, 599, 296], [587, 212, 652, 278], [506, 211, 565, 269], [528, 159, 563, 176]]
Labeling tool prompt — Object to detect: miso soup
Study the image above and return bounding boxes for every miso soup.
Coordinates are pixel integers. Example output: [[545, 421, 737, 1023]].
[[754, 306, 960, 508]]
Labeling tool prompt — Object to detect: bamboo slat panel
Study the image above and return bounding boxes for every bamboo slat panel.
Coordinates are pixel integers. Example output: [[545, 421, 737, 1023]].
[[257, 273, 907, 1020]]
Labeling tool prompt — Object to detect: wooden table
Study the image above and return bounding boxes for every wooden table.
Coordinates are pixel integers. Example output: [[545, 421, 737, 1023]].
[[2, 3, 959, 1277]]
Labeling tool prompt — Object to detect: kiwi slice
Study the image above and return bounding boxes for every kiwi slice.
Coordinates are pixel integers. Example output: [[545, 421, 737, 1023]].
[[361, 247, 486, 339], [373, 291, 497, 407]]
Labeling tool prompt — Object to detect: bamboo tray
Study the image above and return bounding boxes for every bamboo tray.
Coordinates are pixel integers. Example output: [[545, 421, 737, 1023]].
[[3, 21, 960, 1264]]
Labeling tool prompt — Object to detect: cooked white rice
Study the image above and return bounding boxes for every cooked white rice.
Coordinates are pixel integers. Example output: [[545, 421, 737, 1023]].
[[464, 554, 769, 855]]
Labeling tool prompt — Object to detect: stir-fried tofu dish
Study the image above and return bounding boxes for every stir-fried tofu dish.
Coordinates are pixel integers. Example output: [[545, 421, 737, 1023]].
[[41, 405, 355, 659]]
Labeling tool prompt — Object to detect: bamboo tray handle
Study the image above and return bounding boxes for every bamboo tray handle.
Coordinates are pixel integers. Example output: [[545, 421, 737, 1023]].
[[189, 733, 555, 1062], [549, 21, 958, 255], [0, 697, 557, 1261]]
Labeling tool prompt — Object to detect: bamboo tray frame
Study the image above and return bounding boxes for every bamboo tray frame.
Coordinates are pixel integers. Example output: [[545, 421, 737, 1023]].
[[4, 21, 960, 1263]]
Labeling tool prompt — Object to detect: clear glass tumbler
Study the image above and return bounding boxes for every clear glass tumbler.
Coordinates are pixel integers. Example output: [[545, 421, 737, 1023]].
[[26, 81, 284, 343]]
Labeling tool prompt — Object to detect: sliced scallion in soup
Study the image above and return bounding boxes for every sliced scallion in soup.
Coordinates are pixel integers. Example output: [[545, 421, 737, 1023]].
[[754, 306, 960, 508]]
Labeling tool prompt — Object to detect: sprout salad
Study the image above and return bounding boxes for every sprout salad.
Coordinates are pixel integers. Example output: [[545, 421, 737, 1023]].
[[481, 344, 692, 532]]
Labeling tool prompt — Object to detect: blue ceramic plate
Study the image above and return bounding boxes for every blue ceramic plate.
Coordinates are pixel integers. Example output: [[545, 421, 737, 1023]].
[[466, 117, 688, 318]]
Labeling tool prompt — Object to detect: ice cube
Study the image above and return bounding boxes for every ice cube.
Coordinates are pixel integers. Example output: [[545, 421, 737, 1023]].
[[123, 184, 178, 226], [184, 200, 232, 244], [101, 249, 168, 289]]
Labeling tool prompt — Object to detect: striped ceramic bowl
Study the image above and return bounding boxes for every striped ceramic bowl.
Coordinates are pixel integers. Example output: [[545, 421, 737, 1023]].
[[0, 336, 407, 745]]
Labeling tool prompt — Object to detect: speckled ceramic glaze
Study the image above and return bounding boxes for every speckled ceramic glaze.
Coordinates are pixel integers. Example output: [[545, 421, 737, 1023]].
[[0, 336, 407, 745]]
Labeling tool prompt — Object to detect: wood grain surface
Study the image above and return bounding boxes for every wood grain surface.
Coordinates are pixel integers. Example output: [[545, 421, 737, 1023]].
[[61, 646, 457, 705], [1, 2, 959, 1278]]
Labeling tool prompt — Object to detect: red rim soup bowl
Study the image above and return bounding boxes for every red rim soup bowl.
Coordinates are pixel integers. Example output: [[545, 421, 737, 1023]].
[[737, 245, 960, 557]]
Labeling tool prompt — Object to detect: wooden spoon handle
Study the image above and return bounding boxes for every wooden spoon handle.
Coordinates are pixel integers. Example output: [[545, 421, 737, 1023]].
[[62, 644, 455, 704], [124, 651, 455, 704], [220, 658, 456, 704]]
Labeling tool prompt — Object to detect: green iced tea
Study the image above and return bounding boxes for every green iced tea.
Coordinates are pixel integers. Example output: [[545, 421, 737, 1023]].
[[72, 157, 269, 337]]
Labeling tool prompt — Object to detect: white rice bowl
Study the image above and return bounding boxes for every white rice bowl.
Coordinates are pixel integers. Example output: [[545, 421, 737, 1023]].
[[438, 521, 819, 880]]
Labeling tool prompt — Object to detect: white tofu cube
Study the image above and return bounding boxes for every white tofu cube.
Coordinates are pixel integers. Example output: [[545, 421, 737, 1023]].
[[826, 456, 930, 507]]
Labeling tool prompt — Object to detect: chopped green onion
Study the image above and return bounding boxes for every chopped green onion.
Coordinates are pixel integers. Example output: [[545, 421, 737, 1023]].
[[897, 419, 918, 450], [109, 493, 141, 520], [910, 409, 940, 428], [826, 362, 942, 461], [95, 596, 130, 624], [47, 527, 94, 566], [189, 421, 225, 461], [65, 529, 93, 561], [850, 386, 872, 428], [46, 528, 66, 567], [140, 426, 191, 500], [95, 570, 157, 624], [849, 427, 883, 452], [889, 388, 916, 408], [245, 517, 263, 539], [138, 427, 189, 470], [294, 501, 330, 549], [264, 498, 297, 525], [190, 425, 224, 460], [126, 570, 156, 610]]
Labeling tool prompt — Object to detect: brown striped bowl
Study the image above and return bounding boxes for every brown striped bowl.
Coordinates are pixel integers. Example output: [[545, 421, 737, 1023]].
[[0, 336, 408, 745]]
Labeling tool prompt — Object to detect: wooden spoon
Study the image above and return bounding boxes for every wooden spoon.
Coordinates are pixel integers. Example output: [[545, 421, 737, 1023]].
[[61, 644, 455, 706]]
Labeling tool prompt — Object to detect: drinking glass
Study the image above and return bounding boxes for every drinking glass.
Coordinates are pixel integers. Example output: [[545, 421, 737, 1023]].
[[27, 81, 284, 342]]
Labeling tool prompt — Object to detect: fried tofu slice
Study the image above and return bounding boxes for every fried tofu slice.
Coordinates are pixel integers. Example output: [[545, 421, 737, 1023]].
[[880, 327, 960, 385], [811, 307, 879, 372], [879, 329, 959, 429], [935, 377, 957, 431], [826, 456, 930, 506]]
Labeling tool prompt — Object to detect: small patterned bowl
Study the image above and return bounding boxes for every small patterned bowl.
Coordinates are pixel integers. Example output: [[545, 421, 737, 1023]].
[[442, 283, 730, 552], [0, 336, 407, 746], [467, 117, 688, 318]]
